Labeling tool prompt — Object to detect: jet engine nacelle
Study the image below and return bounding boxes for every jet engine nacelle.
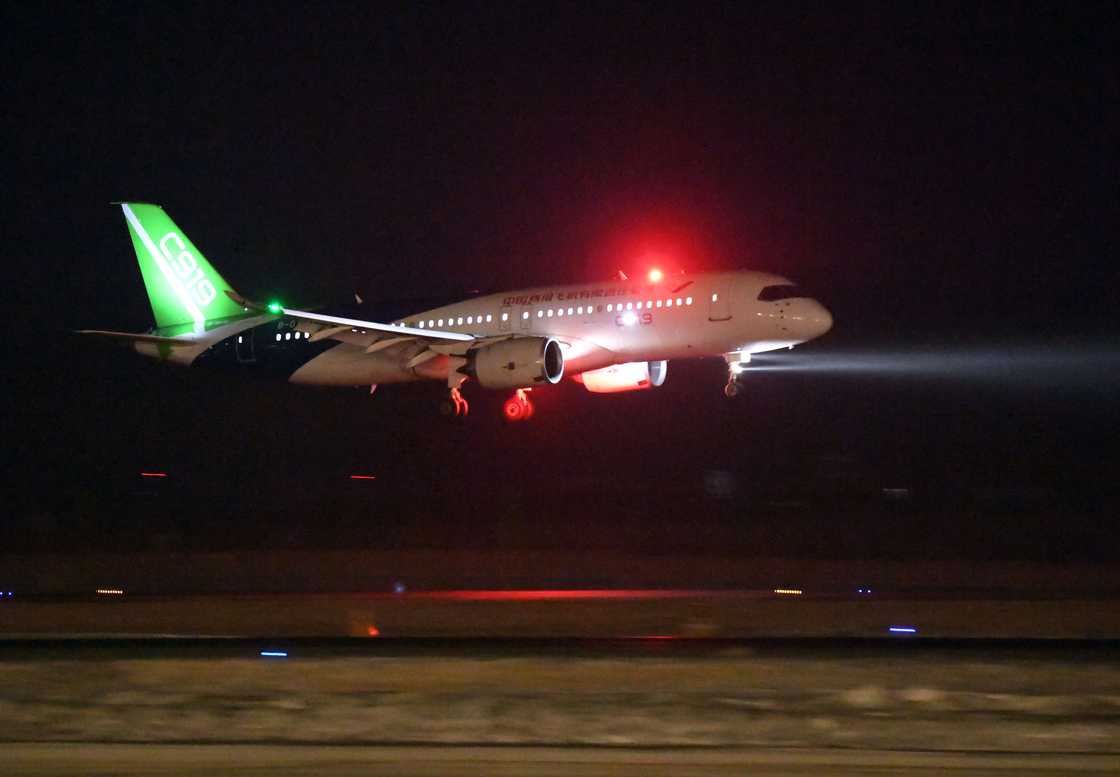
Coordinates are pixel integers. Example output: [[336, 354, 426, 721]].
[[469, 337, 565, 389], [577, 360, 667, 393]]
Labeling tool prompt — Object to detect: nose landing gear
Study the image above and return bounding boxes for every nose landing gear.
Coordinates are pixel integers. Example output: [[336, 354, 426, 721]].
[[503, 388, 534, 422], [723, 352, 749, 398]]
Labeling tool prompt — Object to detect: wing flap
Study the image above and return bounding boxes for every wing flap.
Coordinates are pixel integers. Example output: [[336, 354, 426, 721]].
[[365, 335, 417, 354]]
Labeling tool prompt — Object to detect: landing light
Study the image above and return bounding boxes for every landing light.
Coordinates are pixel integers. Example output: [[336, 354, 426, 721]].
[[621, 311, 638, 326]]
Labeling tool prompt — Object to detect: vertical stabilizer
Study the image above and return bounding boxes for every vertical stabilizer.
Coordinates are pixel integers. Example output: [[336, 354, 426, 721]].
[[119, 202, 246, 329]]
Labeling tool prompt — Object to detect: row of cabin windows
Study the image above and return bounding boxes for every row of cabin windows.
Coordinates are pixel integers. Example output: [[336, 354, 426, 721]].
[[399, 295, 696, 330], [272, 331, 311, 342]]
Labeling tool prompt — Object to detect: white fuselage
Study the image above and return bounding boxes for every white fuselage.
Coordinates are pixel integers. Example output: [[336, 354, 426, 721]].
[[284, 269, 833, 387]]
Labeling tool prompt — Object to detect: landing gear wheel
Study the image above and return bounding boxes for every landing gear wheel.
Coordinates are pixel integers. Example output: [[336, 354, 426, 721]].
[[503, 388, 534, 422], [441, 387, 469, 417], [724, 379, 741, 398], [503, 397, 526, 421]]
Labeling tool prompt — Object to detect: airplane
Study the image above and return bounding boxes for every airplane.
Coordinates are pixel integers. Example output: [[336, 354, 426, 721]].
[[80, 202, 833, 419]]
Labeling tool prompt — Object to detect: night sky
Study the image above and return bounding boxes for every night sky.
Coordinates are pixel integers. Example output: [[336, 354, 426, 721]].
[[6, 3, 1118, 560]]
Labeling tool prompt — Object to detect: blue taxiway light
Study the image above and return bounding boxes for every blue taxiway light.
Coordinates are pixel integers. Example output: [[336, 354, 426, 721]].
[[259, 651, 288, 658], [889, 626, 918, 634]]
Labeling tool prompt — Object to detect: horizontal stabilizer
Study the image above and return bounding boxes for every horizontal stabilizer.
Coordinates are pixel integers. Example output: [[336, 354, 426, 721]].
[[75, 329, 192, 345]]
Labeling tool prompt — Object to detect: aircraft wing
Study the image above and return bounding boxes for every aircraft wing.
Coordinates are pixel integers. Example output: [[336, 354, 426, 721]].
[[229, 290, 468, 338], [284, 307, 499, 365], [226, 292, 513, 366], [280, 307, 473, 343]]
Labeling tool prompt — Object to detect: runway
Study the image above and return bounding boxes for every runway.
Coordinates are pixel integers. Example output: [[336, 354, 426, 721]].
[[4, 581, 1119, 774], [3, 587, 1119, 639]]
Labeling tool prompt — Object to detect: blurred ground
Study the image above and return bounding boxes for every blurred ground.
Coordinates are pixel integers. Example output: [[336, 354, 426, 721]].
[[0, 641, 1118, 774], [3, 744, 1118, 776]]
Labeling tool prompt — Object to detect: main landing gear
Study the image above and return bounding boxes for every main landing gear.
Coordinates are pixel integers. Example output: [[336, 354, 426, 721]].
[[439, 385, 470, 417], [503, 388, 534, 422]]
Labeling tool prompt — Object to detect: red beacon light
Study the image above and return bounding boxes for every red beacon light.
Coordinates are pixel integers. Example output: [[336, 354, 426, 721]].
[[647, 268, 664, 283]]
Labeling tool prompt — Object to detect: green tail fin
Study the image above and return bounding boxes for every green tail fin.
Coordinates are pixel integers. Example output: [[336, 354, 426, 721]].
[[119, 202, 246, 329]]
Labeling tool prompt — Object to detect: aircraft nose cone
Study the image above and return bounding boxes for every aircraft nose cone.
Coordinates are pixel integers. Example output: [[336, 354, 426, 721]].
[[809, 302, 833, 338]]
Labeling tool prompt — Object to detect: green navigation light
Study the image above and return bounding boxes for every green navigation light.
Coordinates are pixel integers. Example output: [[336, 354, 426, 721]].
[[267, 301, 283, 314]]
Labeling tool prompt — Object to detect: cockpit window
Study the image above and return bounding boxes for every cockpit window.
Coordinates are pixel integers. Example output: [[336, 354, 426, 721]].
[[758, 284, 808, 301]]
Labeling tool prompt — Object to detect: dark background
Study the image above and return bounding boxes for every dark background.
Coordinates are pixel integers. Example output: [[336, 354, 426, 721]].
[[4, 2, 1118, 562]]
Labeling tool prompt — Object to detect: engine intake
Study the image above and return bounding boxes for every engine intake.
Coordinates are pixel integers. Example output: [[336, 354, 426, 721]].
[[468, 337, 564, 389]]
